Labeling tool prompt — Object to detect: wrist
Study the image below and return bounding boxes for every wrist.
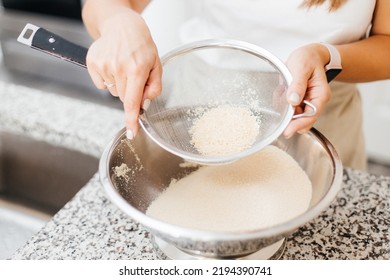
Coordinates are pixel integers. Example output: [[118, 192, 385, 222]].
[[314, 43, 343, 82], [98, 7, 140, 36], [313, 43, 331, 66]]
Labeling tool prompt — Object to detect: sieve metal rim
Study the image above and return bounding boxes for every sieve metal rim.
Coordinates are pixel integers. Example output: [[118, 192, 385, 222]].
[[139, 39, 294, 165]]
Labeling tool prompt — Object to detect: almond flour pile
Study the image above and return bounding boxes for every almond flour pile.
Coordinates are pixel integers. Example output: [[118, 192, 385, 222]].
[[189, 105, 260, 156], [146, 145, 312, 232]]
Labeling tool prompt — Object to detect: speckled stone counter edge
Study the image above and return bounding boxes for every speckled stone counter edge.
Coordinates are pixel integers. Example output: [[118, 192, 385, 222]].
[[1, 81, 389, 260]]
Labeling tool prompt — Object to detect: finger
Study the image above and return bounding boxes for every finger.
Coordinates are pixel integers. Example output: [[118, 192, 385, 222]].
[[283, 107, 317, 139], [283, 87, 328, 139], [102, 77, 118, 97], [113, 74, 127, 100], [109, 86, 119, 97], [283, 76, 311, 138], [123, 70, 149, 139], [86, 45, 119, 96], [287, 76, 309, 106], [285, 54, 313, 106], [87, 66, 107, 90], [107, 84, 118, 97], [141, 59, 162, 111], [86, 47, 108, 90], [272, 83, 287, 109]]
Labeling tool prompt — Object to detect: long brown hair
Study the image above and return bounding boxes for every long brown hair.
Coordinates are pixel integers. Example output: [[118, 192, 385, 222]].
[[300, 0, 348, 11]]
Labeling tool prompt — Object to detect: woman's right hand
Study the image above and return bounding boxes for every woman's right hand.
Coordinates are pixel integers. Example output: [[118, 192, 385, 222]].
[[86, 8, 162, 139], [283, 43, 332, 139]]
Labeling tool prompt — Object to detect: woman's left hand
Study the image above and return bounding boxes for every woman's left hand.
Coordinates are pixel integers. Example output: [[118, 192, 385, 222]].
[[283, 43, 333, 138]]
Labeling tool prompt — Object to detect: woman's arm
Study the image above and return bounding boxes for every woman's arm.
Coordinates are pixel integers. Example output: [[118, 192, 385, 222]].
[[82, 0, 150, 38], [337, 0, 390, 82], [284, 0, 390, 138], [82, 0, 161, 139]]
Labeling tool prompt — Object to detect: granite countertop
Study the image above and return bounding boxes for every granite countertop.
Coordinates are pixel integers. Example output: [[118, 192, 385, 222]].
[[1, 81, 389, 260]]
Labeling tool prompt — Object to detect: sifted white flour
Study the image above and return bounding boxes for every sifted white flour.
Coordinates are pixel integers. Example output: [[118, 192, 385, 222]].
[[189, 105, 260, 156], [114, 163, 130, 178], [146, 145, 312, 232]]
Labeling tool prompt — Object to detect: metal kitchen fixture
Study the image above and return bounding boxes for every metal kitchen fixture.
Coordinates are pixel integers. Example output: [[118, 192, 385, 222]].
[[99, 126, 342, 259], [139, 40, 317, 164]]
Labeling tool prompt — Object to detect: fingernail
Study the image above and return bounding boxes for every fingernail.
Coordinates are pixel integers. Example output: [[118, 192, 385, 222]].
[[289, 92, 300, 105], [142, 99, 151, 111], [126, 129, 134, 140]]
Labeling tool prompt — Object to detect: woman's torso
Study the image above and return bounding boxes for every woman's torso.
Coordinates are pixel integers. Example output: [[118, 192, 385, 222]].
[[180, 0, 376, 61]]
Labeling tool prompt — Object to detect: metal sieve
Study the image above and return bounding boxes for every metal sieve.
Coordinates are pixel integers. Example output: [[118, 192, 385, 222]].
[[17, 25, 316, 165], [139, 39, 316, 165]]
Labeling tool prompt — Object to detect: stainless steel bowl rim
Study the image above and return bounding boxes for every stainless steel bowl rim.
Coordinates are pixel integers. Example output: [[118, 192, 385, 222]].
[[99, 127, 343, 242]]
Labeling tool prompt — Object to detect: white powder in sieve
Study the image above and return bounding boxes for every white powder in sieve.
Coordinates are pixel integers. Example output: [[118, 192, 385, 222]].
[[146, 145, 312, 232], [189, 105, 260, 156]]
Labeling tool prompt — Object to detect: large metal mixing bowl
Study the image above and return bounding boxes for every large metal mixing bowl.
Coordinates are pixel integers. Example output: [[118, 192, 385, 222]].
[[99, 127, 342, 258]]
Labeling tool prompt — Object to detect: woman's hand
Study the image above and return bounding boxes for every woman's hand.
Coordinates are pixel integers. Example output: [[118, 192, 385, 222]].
[[283, 43, 332, 138], [86, 8, 162, 139]]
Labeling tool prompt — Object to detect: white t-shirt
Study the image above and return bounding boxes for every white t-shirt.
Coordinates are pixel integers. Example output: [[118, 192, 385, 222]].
[[180, 0, 376, 62]]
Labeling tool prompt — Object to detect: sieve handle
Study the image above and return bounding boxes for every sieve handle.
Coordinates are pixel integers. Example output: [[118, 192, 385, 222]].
[[292, 100, 317, 119], [17, 23, 88, 68]]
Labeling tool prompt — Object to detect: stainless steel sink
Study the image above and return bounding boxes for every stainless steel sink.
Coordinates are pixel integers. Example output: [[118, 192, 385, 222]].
[[0, 132, 99, 259]]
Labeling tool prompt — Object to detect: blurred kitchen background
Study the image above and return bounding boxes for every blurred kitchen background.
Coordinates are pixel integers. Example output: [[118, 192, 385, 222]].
[[0, 0, 389, 176]]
